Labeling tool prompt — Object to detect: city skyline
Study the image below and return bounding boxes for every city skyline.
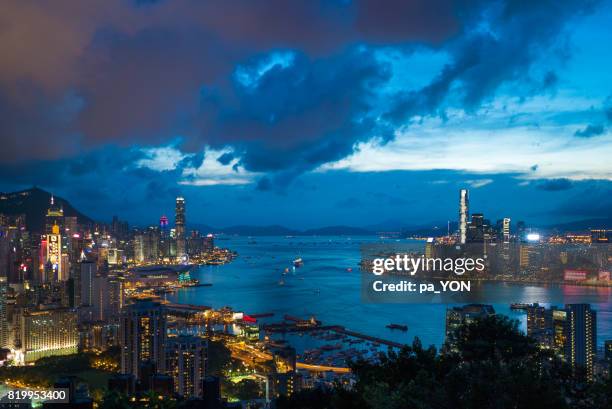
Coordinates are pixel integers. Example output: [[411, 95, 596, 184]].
[[1, 1, 612, 407], [0, 1, 611, 228]]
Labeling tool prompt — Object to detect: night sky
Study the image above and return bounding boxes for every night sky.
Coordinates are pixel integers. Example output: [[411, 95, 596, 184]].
[[0, 0, 611, 229]]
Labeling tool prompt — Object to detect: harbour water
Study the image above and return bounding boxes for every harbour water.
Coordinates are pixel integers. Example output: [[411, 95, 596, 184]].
[[168, 236, 612, 349]]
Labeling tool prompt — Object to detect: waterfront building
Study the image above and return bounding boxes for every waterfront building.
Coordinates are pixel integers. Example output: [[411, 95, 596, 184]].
[[120, 299, 167, 378], [19, 307, 78, 363], [458, 189, 469, 244], [165, 335, 207, 398], [564, 304, 597, 380], [175, 197, 186, 260]]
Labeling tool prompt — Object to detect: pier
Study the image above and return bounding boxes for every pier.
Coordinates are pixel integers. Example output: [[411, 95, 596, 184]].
[[263, 315, 407, 349]]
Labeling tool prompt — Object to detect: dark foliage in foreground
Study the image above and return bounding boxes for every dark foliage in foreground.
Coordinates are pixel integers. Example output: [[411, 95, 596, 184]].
[[277, 315, 612, 409]]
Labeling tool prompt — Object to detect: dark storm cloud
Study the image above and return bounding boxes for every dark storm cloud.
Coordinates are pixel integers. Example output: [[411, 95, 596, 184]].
[[574, 124, 605, 138], [200, 49, 391, 175], [536, 178, 574, 192], [386, 0, 596, 122], [0, 0, 599, 186]]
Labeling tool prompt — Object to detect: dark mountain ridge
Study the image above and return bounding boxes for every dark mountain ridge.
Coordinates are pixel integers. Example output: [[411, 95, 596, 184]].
[[0, 187, 94, 232]]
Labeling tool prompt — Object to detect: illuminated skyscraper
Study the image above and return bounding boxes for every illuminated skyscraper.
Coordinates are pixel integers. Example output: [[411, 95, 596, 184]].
[[502, 218, 511, 244], [165, 335, 207, 398], [458, 189, 469, 244], [46, 224, 64, 281], [120, 299, 167, 378], [175, 197, 186, 260], [564, 304, 597, 380]]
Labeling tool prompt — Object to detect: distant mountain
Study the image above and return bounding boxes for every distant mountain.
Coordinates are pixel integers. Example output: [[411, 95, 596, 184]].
[[190, 224, 374, 236], [0, 187, 94, 232], [302, 225, 373, 236], [220, 225, 300, 236]]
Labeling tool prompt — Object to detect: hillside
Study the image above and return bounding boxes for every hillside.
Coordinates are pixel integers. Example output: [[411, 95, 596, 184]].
[[0, 187, 94, 232]]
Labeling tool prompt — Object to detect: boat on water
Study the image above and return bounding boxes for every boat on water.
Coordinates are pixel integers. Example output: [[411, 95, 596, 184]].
[[386, 323, 408, 331], [293, 257, 304, 267]]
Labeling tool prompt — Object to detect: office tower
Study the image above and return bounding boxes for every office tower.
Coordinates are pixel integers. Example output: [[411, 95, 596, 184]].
[[0, 277, 7, 348], [45, 195, 64, 234], [133, 228, 160, 263], [120, 299, 167, 378], [165, 335, 207, 398], [445, 304, 495, 352], [107, 274, 124, 322], [80, 261, 96, 309], [79, 261, 111, 323], [19, 308, 79, 363], [64, 216, 78, 236], [502, 218, 511, 244], [160, 215, 169, 237], [564, 304, 597, 380], [458, 189, 469, 244], [467, 213, 484, 243], [175, 197, 186, 260], [46, 224, 64, 281], [203, 234, 214, 253]]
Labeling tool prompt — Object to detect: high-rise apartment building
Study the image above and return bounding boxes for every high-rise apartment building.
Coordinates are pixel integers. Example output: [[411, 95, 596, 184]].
[[165, 335, 207, 398], [564, 304, 597, 380], [459, 189, 469, 245], [120, 299, 167, 378]]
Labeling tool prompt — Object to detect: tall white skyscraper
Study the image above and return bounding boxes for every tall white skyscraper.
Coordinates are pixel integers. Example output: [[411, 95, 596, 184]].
[[459, 189, 469, 244], [175, 197, 186, 260]]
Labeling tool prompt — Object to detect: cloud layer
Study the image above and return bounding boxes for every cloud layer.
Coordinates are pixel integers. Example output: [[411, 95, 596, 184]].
[[0, 0, 604, 185]]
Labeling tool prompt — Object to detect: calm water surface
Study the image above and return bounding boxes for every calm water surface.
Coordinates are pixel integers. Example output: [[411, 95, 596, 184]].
[[168, 236, 612, 349]]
